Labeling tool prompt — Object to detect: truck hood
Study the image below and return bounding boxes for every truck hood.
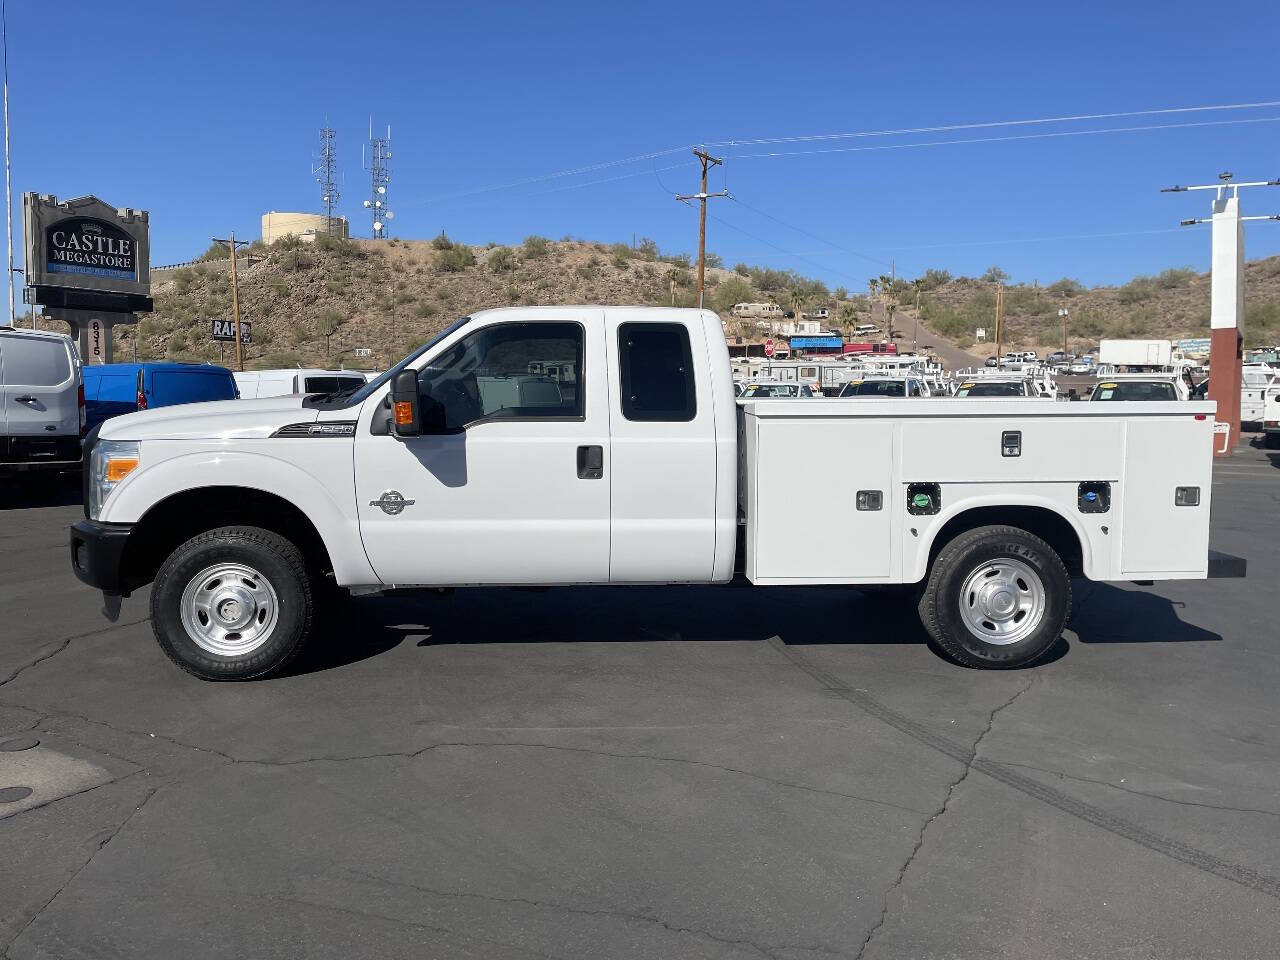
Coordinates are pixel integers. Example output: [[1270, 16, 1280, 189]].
[[98, 396, 320, 442]]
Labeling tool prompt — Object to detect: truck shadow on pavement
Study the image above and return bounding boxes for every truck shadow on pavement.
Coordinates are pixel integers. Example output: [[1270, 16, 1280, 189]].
[[1068, 581, 1223, 645], [290, 578, 1221, 677], [0, 474, 81, 510]]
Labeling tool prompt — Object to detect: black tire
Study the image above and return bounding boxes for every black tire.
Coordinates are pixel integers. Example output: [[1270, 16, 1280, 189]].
[[918, 525, 1070, 669], [150, 526, 315, 680], [1265, 432, 1280, 450]]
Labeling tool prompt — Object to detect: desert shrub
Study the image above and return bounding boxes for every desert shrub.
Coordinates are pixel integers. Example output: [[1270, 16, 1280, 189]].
[[833, 286, 849, 301], [920, 268, 953, 290], [522, 235, 550, 259], [270, 277, 288, 297], [980, 266, 1009, 283], [436, 245, 476, 272], [431, 231, 454, 250], [415, 302, 438, 319], [712, 276, 754, 313], [167, 330, 189, 352], [261, 352, 301, 368], [1155, 267, 1197, 289], [670, 268, 693, 288], [280, 249, 313, 272], [575, 263, 594, 279], [661, 252, 692, 268], [705, 252, 724, 269], [313, 234, 366, 259], [637, 237, 659, 260], [611, 250, 630, 270], [435, 287, 450, 300], [489, 246, 517, 273], [733, 263, 750, 276], [197, 241, 229, 262], [1116, 277, 1155, 304], [273, 234, 302, 251], [1047, 277, 1085, 298]]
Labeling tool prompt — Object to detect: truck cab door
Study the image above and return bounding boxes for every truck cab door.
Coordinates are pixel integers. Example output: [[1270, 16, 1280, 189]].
[[605, 312, 719, 582], [353, 312, 610, 585]]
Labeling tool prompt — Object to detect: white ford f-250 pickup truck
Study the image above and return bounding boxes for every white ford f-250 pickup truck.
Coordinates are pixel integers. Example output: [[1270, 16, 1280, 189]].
[[70, 307, 1245, 680]]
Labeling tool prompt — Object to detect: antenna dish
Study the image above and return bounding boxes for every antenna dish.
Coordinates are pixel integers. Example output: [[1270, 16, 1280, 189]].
[[378, 186, 386, 194], [363, 200, 372, 208], [373, 221, 383, 231], [385, 211, 395, 220]]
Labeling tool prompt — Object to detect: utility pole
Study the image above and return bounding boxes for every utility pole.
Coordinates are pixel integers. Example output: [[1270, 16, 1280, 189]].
[[675, 147, 728, 309], [994, 282, 1004, 364], [1058, 306, 1069, 356], [2, 0, 15, 326], [211, 232, 251, 371]]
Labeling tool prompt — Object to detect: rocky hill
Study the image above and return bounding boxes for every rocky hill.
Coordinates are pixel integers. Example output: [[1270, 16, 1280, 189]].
[[35, 232, 1280, 369]]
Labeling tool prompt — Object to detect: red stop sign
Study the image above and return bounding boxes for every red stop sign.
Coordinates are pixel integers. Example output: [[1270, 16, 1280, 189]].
[[764, 338, 775, 358]]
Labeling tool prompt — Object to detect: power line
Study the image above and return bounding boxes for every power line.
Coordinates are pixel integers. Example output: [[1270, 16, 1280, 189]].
[[711, 99, 1280, 149], [729, 196, 891, 268], [707, 211, 867, 288], [410, 99, 1280, 209], [728, 116, 1280, 160], [883, 227, 1188, 253]]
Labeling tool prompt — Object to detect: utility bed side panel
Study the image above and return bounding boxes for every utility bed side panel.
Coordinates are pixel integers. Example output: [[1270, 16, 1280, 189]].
[[750, 417, 896, 580], [1119, 416, 1214, 577]]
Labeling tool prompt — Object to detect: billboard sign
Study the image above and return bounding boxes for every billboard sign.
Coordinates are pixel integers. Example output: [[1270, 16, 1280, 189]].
[[23, 193, 151, 309], [211, 319, 251, 343]]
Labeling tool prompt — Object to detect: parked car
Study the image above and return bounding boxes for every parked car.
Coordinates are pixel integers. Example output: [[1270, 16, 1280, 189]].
[[1, 328, 84, 479], [740, 381, 815, 398], [69, 305, 1242, 680], [1089, 377, 1187, 402], [1068, 360, 1094, 375], [984, 356, 999, 368], [82, 362, 239, 433], [235, 368, 368, 399], [837, 376, 930, 397], [953, 378, 1039, 398]]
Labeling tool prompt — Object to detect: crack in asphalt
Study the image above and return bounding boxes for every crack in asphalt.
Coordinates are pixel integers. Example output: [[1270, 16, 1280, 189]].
[[993, 759, 1280, 819], [0, 769, 148, 822], [234, 741, 928, 816], [343, 868, 845, 960], [0, 618, 149, 689], [854, 677, 1035, 960], [2, 785, 159, 959], [765, 636, 1280, 902]]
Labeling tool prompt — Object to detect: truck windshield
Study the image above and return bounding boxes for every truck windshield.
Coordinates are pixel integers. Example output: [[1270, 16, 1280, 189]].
[[1091, 381, 1177, 401], [956, 382, 1025, 397], [840, 380, 906, 397], [306, 318, 471, 409]]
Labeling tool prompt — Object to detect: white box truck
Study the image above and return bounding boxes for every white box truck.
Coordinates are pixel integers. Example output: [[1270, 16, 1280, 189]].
[[1099, 339, 1173, 369], [69, 307, 1244, 680]]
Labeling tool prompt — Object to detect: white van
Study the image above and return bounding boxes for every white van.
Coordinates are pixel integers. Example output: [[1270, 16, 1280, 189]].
[[1, 328, 84, 478], [234, 368, 368, 399], [853, 323, 879, 337]]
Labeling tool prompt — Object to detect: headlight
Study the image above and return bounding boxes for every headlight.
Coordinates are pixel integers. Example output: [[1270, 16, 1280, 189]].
[[88, 440, 140, 520]]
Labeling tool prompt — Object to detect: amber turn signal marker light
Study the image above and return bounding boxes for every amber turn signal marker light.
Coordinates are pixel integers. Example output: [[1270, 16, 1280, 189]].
[[105, 457, 139, 482], [393, 401, 414, 425]]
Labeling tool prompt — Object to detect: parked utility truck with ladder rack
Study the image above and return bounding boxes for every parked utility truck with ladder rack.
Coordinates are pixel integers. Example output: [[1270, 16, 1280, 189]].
[[69, 307, 1244, 680]]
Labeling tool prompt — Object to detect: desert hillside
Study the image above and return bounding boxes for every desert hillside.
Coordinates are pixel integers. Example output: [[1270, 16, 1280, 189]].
[[32, 232, 1280, 369]]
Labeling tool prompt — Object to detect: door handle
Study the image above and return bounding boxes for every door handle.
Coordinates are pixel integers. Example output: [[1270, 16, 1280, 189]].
[[576, 445, 603, 479], [15, 395, 37, 402]]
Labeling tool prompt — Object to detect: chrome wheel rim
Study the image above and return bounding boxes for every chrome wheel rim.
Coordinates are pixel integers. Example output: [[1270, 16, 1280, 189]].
[[179, 563, 280, 657], [958, 557, 1045, 646]]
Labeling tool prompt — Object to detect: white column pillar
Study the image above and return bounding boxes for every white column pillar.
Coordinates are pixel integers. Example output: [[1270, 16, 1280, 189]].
[[1209, 193, 1244, 334]]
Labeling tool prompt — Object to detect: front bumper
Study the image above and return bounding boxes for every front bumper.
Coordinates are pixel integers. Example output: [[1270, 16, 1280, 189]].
[[69, 519, 134, 595]]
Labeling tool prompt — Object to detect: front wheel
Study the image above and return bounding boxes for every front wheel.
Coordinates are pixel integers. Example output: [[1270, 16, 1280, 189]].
[[150, 526, 315, 680], [918, 525, 1070, 669]]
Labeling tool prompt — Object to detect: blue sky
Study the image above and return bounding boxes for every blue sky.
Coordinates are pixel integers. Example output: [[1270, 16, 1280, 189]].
[[6, 0, 1280, 303]]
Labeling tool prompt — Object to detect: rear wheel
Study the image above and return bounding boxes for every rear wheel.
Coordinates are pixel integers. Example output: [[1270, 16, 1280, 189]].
[[918, 525, 1070, 669], [151, 526, 315, 680]]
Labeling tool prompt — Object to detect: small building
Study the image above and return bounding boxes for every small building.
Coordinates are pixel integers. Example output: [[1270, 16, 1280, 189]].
[[261, 211, 349, 245]]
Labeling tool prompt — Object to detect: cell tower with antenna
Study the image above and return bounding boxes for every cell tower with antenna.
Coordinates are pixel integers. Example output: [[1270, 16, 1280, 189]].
[[312, 125, 340, 235], [362, 119, 393, 239]]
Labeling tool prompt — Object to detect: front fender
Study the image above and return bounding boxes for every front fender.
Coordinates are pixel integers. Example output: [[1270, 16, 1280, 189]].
[[103, 446, 377, 585]]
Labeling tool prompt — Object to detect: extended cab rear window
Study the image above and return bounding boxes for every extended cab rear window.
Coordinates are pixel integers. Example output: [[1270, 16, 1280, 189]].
[[618, 322, 696, 422]]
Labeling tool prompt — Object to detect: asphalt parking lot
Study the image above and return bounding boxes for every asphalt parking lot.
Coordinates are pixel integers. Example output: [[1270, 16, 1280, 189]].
[[2, 442, 1278, 960]]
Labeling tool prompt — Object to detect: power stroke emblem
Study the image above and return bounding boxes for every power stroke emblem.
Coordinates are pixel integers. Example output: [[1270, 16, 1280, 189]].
[[369, 490, 415, 516]]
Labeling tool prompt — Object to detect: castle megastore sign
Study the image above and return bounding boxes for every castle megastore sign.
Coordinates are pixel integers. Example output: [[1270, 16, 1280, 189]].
[[46, 218, 137, 281]]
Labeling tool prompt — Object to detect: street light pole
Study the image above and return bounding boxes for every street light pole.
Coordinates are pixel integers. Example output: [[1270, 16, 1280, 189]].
[[1058, 306, 1069, 356]]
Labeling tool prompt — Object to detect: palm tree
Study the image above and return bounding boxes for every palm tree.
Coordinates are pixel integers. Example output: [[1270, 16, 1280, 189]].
[[789, 288, 804, 320]]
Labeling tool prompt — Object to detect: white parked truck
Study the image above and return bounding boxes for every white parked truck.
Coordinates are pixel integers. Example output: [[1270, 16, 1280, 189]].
[[1098, 339, 1174, 370], [69, 307, 1244, 680]]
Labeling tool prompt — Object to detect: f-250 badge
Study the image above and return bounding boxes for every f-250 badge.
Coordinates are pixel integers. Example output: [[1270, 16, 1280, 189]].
[[370, 490, 415, 515]]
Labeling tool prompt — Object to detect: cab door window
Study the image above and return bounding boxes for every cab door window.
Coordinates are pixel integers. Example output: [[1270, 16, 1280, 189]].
[[418, 322, 584, 431], [618, 322, 696, 422]]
